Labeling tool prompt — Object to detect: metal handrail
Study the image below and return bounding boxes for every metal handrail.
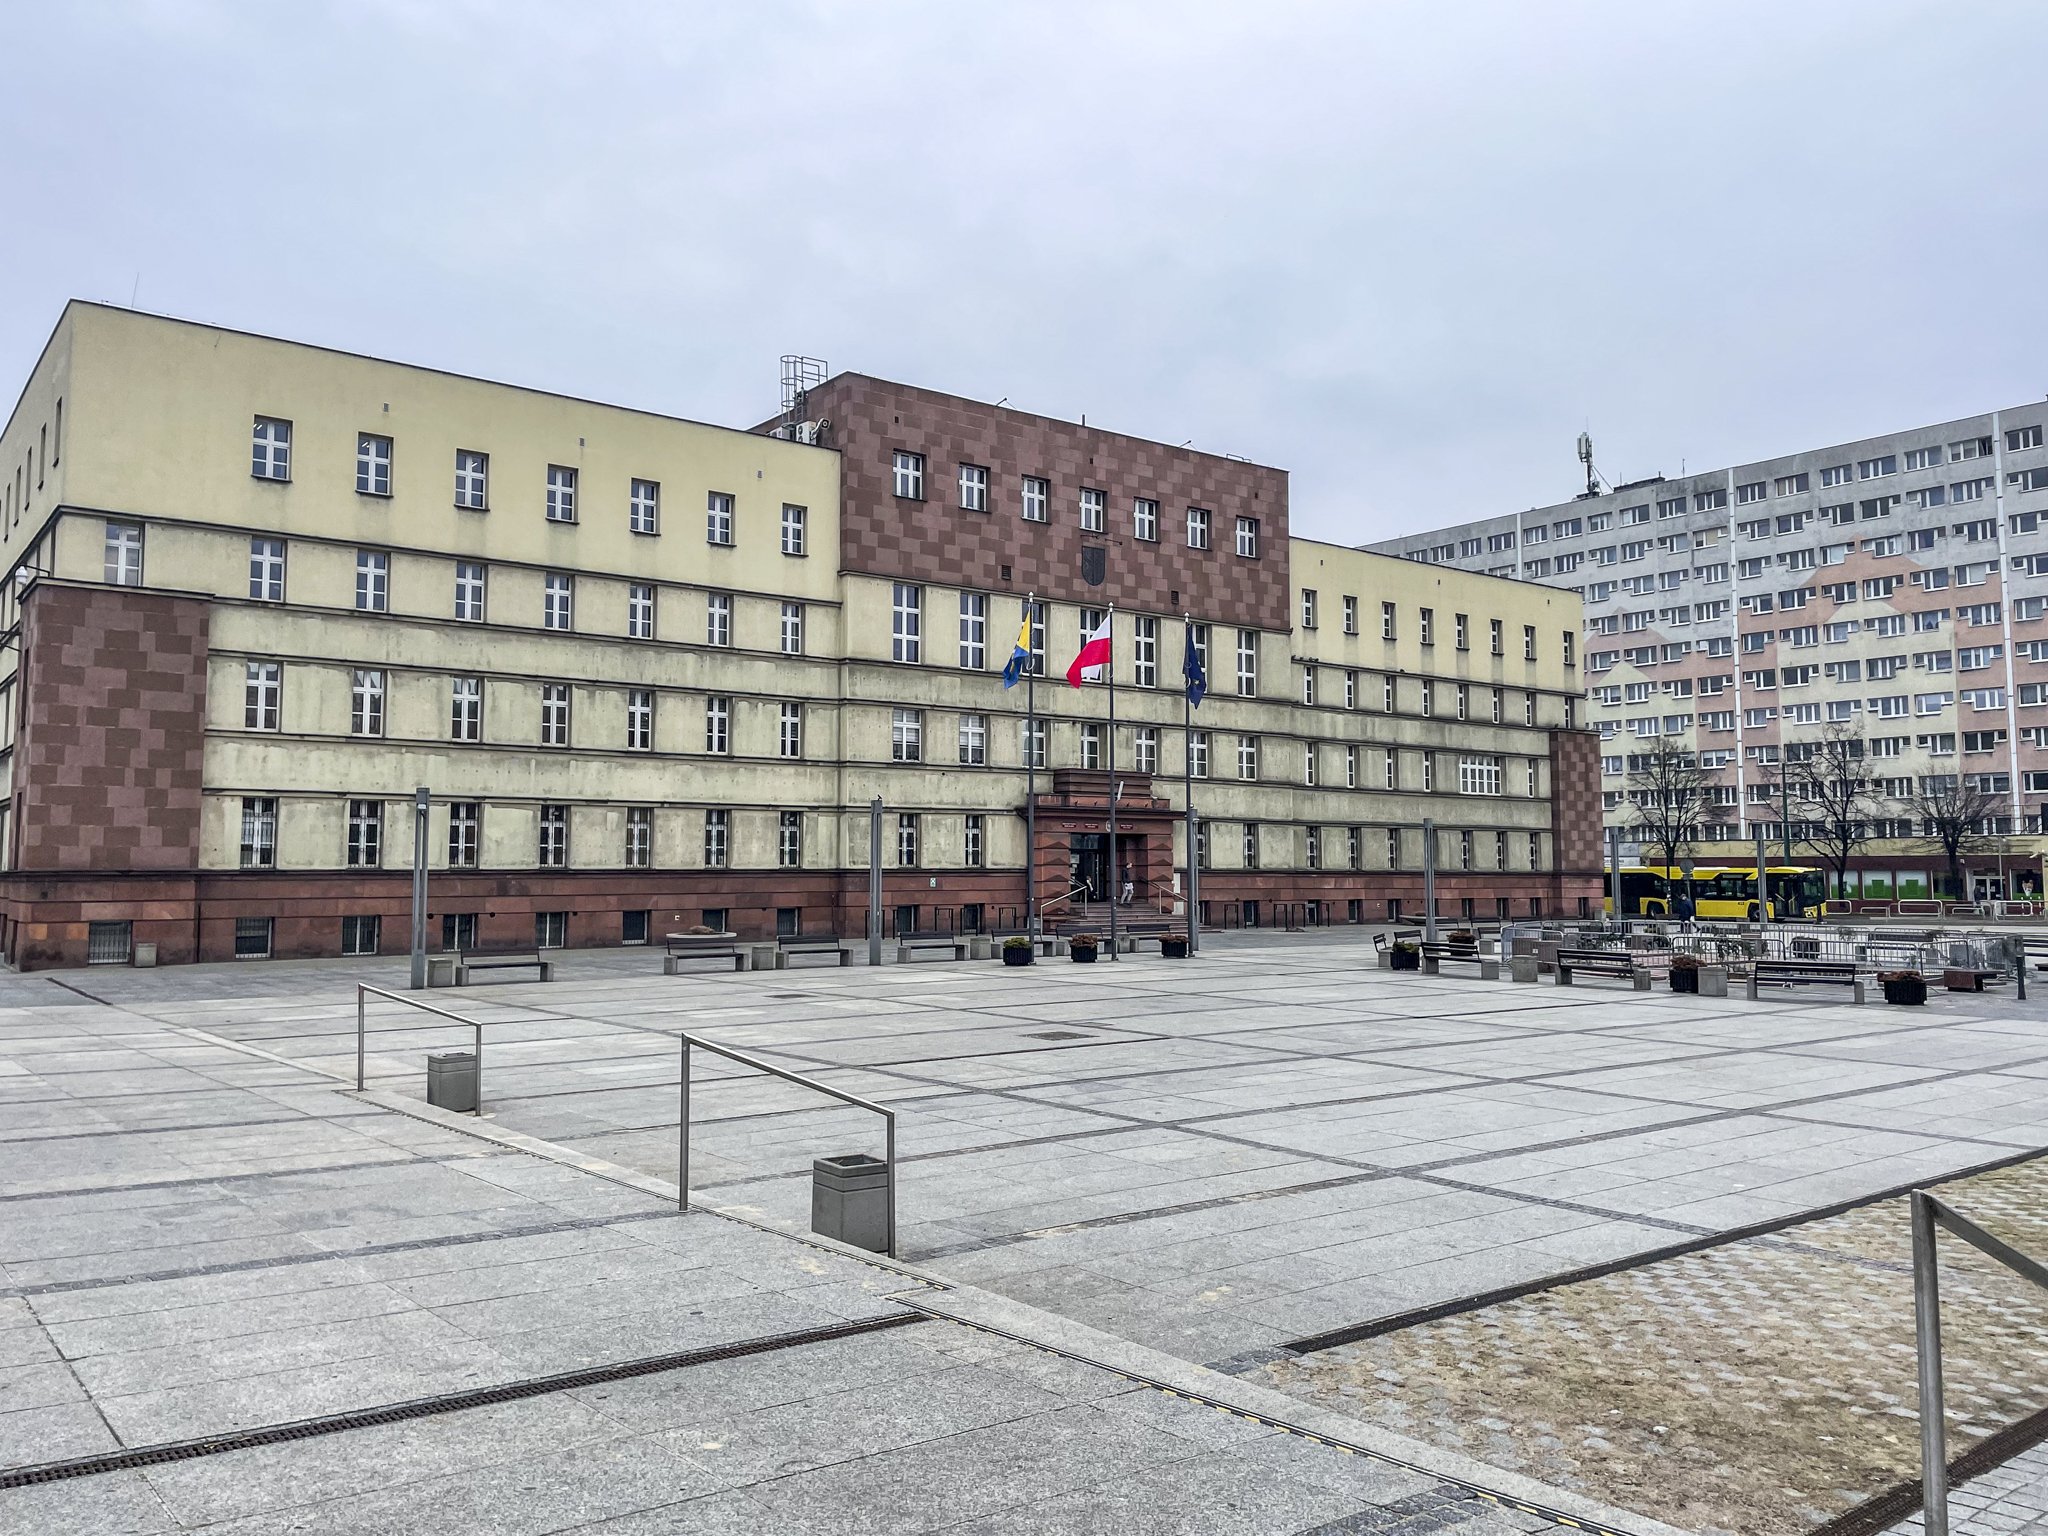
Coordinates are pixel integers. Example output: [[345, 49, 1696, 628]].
[[354, 983, 486, 1113], [1036, 881, 1090, 921], [678, 1031, 898, 1258], [1913, 1189, 2048, 1536]]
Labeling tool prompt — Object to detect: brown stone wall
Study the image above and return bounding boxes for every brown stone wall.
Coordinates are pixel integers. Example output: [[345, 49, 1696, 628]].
[[1548, 728, 1606, 875], [13, 582, 209, 873], [784, 375, 1291, 631]]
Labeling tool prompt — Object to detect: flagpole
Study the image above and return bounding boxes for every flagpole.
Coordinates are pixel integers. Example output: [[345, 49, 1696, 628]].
[[1025, 596, 1037, 944], [1107, 605, 1118, 963], [1184, 612, 1198, 956]]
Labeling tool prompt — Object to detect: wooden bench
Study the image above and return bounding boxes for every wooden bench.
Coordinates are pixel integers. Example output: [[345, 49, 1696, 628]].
[[664, 932, 746, 974], [1373, 929, 1423, 954], [1750, 958, 1864, 1004], [775, 935, 852, 968], [1421, 940, 1499, 981], [1942, 966, 2001, 993], [1555, 948, 1648, 989], [896, 935, 969, 963], [455, 946, 554, 985]]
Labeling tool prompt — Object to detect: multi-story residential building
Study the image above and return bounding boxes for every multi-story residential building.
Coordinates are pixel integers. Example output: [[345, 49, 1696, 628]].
[[1369, 403, 2048, 900], [0, 302, 1597, 968]]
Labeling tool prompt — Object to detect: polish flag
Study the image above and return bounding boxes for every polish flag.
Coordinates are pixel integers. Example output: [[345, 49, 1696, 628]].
[[1066, 613, 1112, 687]]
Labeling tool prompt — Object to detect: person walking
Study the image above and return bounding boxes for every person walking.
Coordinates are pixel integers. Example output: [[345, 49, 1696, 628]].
[[1120, 863, 1134, 907]]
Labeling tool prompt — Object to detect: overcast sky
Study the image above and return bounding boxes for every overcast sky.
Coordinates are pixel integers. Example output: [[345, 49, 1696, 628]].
[[7, 1, 2046, 544]]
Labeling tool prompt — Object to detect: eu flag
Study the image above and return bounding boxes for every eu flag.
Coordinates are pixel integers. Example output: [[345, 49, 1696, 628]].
[[1182, 626, 1207, 707]]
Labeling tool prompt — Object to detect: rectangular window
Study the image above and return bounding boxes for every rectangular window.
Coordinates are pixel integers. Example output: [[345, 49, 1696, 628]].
[[1243, 823, 1259, 870], [1306, 827, 1321, 868], [1343, 596, 1358, 635], [1459, 756, 1503, 795], [448, 802, 480, 868], [629, 583, 655, 640], [1345, 745, 1359, 788], [630, 478, 660, 534], [778, 810, 802, 869], [1187, 730, 1209, 779], [239, 797, 278, 869], [244, 662, 281, 730], [1133, 497, 1158, 541], [233, 917, 274, 960], [1133, 616, 1158, 687], [1238, 734, 1259, 780], [1233, 629, 1257, 697], [963, 813, 985, 869], [1235, 515, 1259, 557], [1454, 613, 1469, 650], [1419, 608, 1434, 645], [626, 807, 652, 868], [705, 490, 734, 546], [537, 805, 568, 868], [958, 712, 987, 765], [897, 814, 920, 868], [892, 584, 922, 662], [2008, 425, 2044, 451], [1302, 665, 1317, 706], [1081, 721, 1103, 771], [704, 809, 729, 868], [544, 571, 573, 630], [105, 521, 143, 586], [350, 669, 385, 737], [1381, 601, 1396, 640], [341, 915, 380, 956], [540, 683, 571, 747], [704, 696, 731, 754], [251, 416, 292, 481], [1344, 670, 1357, 709], [454, 561, 486, 621], [892, 707, 923, 762], [1022, 715, 1047, 769], [546, 464, 577, 523], [705, 592, 732, 646], [346, 800, 382, 868], [1301, 589, 1318, 629], [1135, 726, 1158, 774], [450, 677, 482, 742], [781, 503, 806, 555], [1079, 487, 1105, 532], [781, 601, 804, 656], [351, 550, 388, 612], [893, 451, 925, 499], [1304, 743, 1319, 786], [1523, 625, 1537, 661], [1187, 506, 1211, 549], [1021, 476, 1048, 522], [455, 449, 488, 509], [958, 593, 986, 669], [356, 434, 392, 496], [627, 688, 654, 750], [779, 701, 803, 759], [248, 537, 285, 601]]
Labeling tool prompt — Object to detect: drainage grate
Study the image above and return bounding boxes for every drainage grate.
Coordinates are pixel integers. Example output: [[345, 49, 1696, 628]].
[[1025, 1030, 1090, 1041], [0, 1312, 926, 1488]]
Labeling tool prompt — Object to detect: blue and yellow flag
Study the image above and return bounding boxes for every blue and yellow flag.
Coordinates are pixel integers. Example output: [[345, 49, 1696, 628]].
[[1000, 605, 1033, 688]]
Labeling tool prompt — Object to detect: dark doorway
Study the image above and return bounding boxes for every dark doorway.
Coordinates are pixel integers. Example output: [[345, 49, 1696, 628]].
[[1069, 834, 1108, 901]]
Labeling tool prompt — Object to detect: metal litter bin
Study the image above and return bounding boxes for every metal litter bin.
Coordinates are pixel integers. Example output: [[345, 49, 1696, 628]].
[[811, 1153, 889, 1253], [427, 1050, 478, 1113]]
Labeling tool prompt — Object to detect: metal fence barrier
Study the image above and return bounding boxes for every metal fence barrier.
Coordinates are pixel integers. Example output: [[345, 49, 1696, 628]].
[[677, 1031, 898, 1258], [1912, 1188, 2048, 1536], [354, 982, 488, 1111]]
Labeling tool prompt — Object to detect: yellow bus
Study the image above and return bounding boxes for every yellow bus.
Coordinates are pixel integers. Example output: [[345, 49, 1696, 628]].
[[1601, 867, 1672, 917], [1649, 865, 1827, 921]]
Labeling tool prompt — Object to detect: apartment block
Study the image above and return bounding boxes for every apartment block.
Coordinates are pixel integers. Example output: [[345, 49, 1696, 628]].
[[1368, 402, 2048, 899], [0, 303, 1598, 967]]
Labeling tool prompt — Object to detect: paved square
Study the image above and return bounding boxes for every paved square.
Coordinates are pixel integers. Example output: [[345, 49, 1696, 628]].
[[4, 930, 2041, 1534]]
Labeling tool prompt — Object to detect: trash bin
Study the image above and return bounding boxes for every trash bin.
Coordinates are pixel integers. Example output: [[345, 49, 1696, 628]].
[[427, 1051, 478, 1113], [811, 1153, 889, 1253], [133, 943, 158, 968]]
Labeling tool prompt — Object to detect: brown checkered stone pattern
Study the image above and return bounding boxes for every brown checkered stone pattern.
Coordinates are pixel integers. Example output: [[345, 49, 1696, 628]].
[[1548, 728, 1604, 875], [14, 582, 209, 872], [794, 374, 1291, 629]]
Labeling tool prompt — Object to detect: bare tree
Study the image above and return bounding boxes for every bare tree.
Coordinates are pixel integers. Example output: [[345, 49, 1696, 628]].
[[1624, 746, 1710, 875], [1779, 727, 1879, 899], [1908, 775, 2000, 900]]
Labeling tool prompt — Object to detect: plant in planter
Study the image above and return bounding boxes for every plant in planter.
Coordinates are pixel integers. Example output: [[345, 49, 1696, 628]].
[[1002, 936, 1034, 967], [1446, 930, 1478, 947], [1069, 933, 1099, 964], [1390, 940, 1421, 972], [1160, 933, 1189, 959], [1878, 969, 1927, 1006], [1669, 952, 1700, 993]]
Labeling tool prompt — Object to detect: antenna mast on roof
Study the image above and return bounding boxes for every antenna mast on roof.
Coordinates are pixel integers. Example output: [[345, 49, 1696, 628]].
[[778, 355, 828, 445], [1576, 431, 1606, 500]]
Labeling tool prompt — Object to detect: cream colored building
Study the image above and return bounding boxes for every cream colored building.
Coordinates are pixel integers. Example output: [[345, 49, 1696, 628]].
[[0, 304, 1598, 967]]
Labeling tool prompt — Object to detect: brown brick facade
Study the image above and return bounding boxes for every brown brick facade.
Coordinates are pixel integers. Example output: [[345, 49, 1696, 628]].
[[781, 375, 1292, 631], [1548, 728, 1606, 875], [12, 582, 209, 873]]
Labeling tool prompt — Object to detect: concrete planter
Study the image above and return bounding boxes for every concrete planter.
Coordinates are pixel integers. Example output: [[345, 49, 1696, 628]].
[[1509, 954, 1540, 984], [1699, 964, 1729, 998]]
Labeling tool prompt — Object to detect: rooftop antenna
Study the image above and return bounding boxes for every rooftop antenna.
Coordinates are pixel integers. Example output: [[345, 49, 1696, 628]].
[[1576, 430, 1603, 499], [778, 355, 828, 445]]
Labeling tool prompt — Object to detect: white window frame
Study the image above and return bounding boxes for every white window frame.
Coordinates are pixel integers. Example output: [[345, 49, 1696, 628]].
[[781, 601, 804, 656], [628, 583, 655, 640], [959, 593, 986, 669], [355, 549, 388, 612], [244, 661, 281, 731], [892, 583, 922, 663], [454, 449, 488, 509], [630, 478, 660, 535], [356, 434, 392, 497], [105, 521, 143, 586], [546, 464, 577, 523], [251, 417, 291, 481], [543, 571, 573, 631], [454, 561, 486, 622], [248, 537, 285, 601], [450, 677, 483, 742], [350, 668, 386, 737], [627, 688, 654, 751], [781, 503, 806, 555], [893, 451, 925, 500], [706, 490, 734, 545], [960, 463, 989, 511], [706, 592, 732, 647]]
